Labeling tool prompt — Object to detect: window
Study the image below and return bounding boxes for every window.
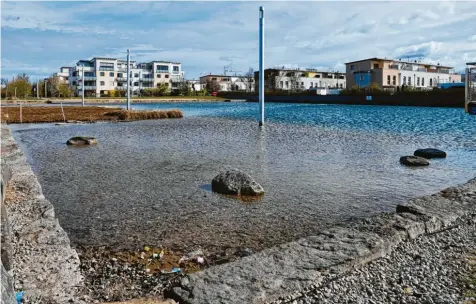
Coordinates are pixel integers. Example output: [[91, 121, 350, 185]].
[[387, 75, 390, 85], [301, 82, 304, 86], [156, 65, 169, 72], [212, 78, 217, 81], [392, 76, 396, 85], [373, 64, 379, 69], [340, 83, 343, 88], [430, 78, 433, 86], [350, 65, 354, 71], [109, 72, 114, 77], [72, 81, 76, 85], [173, 66, 180, 74], [417, 77, 420, 86], [315, 75, 321, 78], [422, 78, 425, 86], [280, 81, 283, 88], [310, 82, 313, 87], [403, 76, 406, 84], [165, 75, 169, 78], [118, 73, 123, 77], [134, 73, 139, 78], [360, 75, 364, 81], [408, 77, 411, 85], [285, 81, 289, 88], [134, 82, 139, 86], [99, 62, 114, 71], [157, 74, 161, 78], [100, 72, 105, 76], [100, 81, 105, 86]]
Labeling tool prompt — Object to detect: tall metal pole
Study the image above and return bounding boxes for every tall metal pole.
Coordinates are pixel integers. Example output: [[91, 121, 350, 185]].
[[258, 6, 265, 126], [126, 49, 131, 110], [82, 66, 85, 106], [37, 80, 39, 99], [45, 80, 47, 98]]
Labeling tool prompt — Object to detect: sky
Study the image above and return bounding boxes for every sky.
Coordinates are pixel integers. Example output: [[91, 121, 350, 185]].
[[1, 1, 476, 81]]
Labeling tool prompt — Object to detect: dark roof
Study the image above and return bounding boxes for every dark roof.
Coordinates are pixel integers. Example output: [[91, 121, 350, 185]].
[[200, 74, 248, 78], [345, 57, 453, 69]]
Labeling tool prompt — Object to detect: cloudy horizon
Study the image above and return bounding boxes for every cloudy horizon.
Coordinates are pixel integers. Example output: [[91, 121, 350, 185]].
[[1, 1, 476, 81]]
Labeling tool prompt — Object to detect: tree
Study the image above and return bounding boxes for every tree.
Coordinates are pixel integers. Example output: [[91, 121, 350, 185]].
[[206, 79, 220, 92], [7, 74, 32, 99], [243, 67, 255, 92], [58, 83, 73, 97], [177, 80, 192, 96], [288, 71, 302, 92]]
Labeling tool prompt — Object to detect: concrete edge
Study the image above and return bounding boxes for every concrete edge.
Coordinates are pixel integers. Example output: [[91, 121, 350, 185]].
[[1, 123, 85, 303], [170, 178, 476, 304]]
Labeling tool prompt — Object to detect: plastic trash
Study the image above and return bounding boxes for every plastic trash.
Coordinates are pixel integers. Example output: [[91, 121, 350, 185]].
[[179, 249, 204, 264], [16, 291, 24, 304], [160, 267, 181, 274], [144, 246, 151, 252], [196, 257, 205, 264]]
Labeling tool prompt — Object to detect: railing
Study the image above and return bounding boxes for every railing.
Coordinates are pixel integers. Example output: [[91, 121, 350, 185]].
[[402, 66, 413, 71], [389, 65, 399, 69], [140, 78, 154, 82], [417, 68, 427, 72], [116, 77, 128, 82], [99, 67, 114, 71], [77, 86, 96, 90], [82, 77, 96, 81], [439, 69, 450, 74]]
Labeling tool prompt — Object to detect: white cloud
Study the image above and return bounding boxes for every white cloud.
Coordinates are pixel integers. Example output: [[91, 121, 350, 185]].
[[2, 1, 476, 79]]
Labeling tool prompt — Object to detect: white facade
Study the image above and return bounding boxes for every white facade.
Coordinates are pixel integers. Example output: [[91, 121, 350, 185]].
[[68, 58, 184, 97], [261, 69, 346, 91]]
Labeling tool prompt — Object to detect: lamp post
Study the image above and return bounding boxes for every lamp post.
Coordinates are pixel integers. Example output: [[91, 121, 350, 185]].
[[258, 6, 265, 126], [126, 49, 131, 110], [81, 66, 85, 106], [44, 80, 47, 98]]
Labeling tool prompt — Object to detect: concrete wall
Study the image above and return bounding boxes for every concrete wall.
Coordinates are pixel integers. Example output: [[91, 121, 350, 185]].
[[1, 125, 85, 303]]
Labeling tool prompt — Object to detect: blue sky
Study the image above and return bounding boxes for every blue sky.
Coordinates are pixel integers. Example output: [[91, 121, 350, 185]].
[[1, 1, 476, 81]]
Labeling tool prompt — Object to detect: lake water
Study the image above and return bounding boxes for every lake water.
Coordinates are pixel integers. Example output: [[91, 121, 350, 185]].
[[11, 102, 476, 255]]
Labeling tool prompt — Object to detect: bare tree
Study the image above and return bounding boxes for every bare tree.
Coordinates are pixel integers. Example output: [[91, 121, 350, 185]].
[[243, 67, 255, 92], [288, 70, 303, 92]]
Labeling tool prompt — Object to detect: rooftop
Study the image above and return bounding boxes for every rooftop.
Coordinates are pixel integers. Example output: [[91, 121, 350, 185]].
[[266, 67, 345, 74], [345, 57, 453, 69]]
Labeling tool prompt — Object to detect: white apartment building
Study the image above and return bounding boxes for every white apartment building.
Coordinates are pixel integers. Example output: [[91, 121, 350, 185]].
[[345, 58, 461, 89], [68, 57, 184, 97], [255, 68, 346, 91], [53, 67, 72, 84]]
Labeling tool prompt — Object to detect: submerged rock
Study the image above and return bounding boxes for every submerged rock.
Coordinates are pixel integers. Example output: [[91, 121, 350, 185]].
[[414, 148, 446, 159], [400, 156, 430, 167], [66, 136, 97, 146], [211, 169, 264, 196]]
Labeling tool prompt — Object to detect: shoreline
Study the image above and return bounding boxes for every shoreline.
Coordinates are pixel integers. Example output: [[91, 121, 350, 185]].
[[0, 97, 229, 105]]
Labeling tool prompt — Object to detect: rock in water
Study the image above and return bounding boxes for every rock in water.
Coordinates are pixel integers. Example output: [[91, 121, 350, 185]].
[[66, 136, 97, 146], [400, 156, 430, 166], [211, 169, 264, 196], [414, 148, 446, 159]]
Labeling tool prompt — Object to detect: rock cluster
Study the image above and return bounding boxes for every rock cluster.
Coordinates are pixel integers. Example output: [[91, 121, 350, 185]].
[[66, 136, 98, 146]]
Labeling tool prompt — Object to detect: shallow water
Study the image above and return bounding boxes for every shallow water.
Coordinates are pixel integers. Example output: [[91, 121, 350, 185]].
[[11, 102, 476, 253]]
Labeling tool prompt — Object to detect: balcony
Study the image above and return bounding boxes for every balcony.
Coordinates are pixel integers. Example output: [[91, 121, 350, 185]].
[[82, 76, 96, 81], [77, 86, 96, 90], [417, 68, 427, 72], [116, 77, 127, 82], [140, 78, 154, 82], [389, 64, 399, 69]]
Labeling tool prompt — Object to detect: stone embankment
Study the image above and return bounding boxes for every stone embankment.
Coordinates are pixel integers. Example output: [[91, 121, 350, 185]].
[[1, 124, 85, 303], [171, 178, 476, 303]]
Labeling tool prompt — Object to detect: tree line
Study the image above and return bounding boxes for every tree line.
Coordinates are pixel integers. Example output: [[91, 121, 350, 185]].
[[1, 73, 74, 99]]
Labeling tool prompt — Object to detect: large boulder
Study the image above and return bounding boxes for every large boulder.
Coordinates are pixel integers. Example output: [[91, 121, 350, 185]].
[[66, 136, 97, 146], [414, 148, 446, 159], [211, 169, 264, 196], [400, 156, 430, 167]]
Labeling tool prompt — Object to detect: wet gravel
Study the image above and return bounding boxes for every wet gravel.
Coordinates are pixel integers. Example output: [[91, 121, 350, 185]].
[[287, 214, 476, 304], [11, 117, 476, 258]]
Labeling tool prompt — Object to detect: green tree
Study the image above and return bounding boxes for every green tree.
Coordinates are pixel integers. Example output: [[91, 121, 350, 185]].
[[7, 74, 32, 98]]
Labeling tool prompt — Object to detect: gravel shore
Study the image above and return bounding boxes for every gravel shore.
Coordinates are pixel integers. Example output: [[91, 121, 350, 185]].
[[288, 214, 476, 304]]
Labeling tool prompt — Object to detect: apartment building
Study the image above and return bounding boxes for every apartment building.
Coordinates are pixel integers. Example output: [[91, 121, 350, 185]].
[[345, 58, 461, 90], [199, 74, 254, 92], [53, 67, 72, 84], [254, 68, 346, 91], [68, 57, 184, 97]]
